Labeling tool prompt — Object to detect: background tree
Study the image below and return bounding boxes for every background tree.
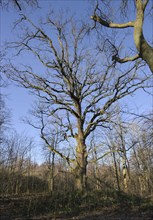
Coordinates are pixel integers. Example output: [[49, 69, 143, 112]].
[[129, 113, 153, 195], [41, 125, 62, 193], [0, 132, 33, 194], [0, 53, 10, 145], [91, 0, 153, 72], [0, 95, 10, 144]]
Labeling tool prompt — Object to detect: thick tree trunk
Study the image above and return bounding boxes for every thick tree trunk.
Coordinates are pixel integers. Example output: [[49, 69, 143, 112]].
[[134, 0, 153, 73], [140, 38, 153, 73], [75, 133, 88, 192], [91, 0, 153, 72]]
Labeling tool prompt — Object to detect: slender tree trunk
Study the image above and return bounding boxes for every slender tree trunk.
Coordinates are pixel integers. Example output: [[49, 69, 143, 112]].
[[119, 124, 128, 192], [122, 159, 128, 191], [15, 175, 21, 194], [48, 152, 55, 193], [121, 145, 129, 192], [112, 151, 120, 191], [93, 149, 100, 190]]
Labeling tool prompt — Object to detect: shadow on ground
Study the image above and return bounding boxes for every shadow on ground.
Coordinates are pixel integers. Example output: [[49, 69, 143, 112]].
[[0, 190, 153, 220]]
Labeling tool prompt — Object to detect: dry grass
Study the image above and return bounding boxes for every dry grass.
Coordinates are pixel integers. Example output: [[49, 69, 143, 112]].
[[0, 191, 153, 220]]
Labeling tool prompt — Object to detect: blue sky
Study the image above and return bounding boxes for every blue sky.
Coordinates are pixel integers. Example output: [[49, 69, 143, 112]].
[[1, 0, 152, 163]]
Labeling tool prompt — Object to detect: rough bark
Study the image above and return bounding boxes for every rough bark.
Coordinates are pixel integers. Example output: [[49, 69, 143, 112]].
[[75, 121, 88, 192], [134, 0, 153, 72], [75, 145, 88, 192]]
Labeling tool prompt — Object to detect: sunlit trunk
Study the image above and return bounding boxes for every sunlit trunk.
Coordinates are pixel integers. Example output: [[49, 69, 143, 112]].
[[112, 151, 120, 191], [75, 122, 88, 192], [134, 0, 153, 73], [122, 160, 128, 191], [48, 152, 55, 192]]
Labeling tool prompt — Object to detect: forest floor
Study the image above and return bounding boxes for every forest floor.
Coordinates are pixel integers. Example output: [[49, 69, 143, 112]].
[[25, 207, 153, 220], [0, 192, 153, 220]]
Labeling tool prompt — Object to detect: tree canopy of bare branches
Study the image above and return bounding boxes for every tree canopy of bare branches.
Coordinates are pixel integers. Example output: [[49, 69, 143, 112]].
[[3, 12, 152, 191]]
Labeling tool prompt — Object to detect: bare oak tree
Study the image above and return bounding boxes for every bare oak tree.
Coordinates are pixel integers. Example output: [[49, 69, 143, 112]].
[[91, 0, 153, 73], [5, 14, 151, 191]]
